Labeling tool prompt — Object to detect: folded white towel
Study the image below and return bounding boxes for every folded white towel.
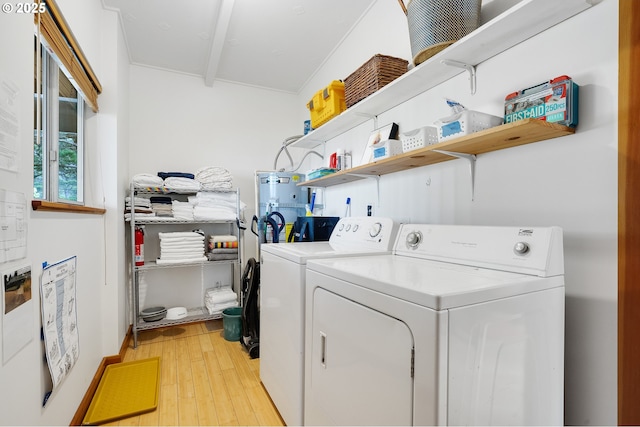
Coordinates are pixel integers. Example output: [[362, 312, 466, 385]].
[[158, 231, 205, 239], [205, 286, 235, 296], [205, 293, 237, 305], [206, 301, 238, 315], [125, 196, 152, 207], [193, 207, 237, 221], [201, 181, 233, 191], [195, 167, 232, 182], [160, 242, 205, 249], [210, 235, 238, 243], [158, 252, 202, 262], [163, 177, 201, 191], [132, 173, 163, 187], [194, 191, 237, 207], [156, 256, 207, 265], [160, 246, 204, 254], [124, 212, 156, 221]]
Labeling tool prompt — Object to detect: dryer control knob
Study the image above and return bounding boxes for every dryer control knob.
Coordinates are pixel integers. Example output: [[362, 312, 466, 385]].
[[514, 242, 530, 255], [406, 231, 422, 248], [369, 222, 382, 238]]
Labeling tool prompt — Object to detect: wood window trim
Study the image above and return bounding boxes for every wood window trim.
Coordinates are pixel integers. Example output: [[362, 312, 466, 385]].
[[31, 200, 105, 215], [619, 0, 640, 424], [34, 0, 102, 112]]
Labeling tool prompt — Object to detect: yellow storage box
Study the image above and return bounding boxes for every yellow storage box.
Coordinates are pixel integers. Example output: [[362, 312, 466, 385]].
[[306, 80, 346, 129]]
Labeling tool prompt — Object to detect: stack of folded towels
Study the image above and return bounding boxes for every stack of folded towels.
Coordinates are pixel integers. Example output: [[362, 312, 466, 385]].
[[171, 200, 194, 220], [195, 167, 233, 191], [156, 231, 206, 265], [207, 235, 239, 261], [124, 196, 154, 220], [150, 196, 173, 217], [204, 286, 238, 315], [193, 191, 239, 221]]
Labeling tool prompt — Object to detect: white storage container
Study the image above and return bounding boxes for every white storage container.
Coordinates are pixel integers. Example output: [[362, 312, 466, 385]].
[[400, 126, 439, 153], [435, 110, 503, 142]]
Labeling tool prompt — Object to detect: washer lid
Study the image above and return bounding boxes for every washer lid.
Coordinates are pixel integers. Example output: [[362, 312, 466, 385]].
[[306, 255, 564, 310], [262, 241, 393, 264]]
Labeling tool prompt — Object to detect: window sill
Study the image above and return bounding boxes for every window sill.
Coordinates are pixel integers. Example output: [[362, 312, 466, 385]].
[[31, 200, 106, 215]]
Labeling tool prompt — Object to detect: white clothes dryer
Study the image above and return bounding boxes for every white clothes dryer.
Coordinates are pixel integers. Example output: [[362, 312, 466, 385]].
[[304, 224, 565, 426], [260, 216, 399, 426]]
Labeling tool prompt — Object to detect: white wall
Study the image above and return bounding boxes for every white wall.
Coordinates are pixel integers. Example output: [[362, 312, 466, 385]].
[[97, 5, 131, 354], [0, 1, 126, 424], [297, 0, 618, 425]]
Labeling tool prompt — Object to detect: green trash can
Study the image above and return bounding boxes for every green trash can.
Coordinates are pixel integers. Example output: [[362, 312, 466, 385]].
[[222, 307, 242, 341]]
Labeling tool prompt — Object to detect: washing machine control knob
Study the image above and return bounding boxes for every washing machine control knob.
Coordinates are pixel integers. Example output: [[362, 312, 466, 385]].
[[406, 231, 422, 248], [514, 242, 530, 255], [353, 224, 359, 232], [369, 222, 382, 238]]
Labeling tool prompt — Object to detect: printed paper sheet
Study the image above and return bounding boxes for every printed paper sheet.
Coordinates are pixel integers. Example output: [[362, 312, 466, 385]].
[[40, 256, 79, 389]]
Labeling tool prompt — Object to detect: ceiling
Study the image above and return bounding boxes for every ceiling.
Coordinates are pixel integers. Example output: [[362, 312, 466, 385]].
[[101, 0, 377, 93]]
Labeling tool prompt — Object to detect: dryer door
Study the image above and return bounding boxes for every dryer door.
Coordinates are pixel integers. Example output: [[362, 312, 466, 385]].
[[306, 287, 414, 426]]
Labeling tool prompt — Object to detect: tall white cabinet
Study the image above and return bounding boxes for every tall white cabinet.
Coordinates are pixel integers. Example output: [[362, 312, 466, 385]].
[[126, 185, 243, 347]]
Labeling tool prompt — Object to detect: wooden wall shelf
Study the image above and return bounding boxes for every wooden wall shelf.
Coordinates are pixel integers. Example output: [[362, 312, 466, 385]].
[[300, 119, 575, 187], [293, 0, 593, 149]]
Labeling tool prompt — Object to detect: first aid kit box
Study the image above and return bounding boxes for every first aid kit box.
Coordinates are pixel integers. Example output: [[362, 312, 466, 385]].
[[504, 75, 579, 128]]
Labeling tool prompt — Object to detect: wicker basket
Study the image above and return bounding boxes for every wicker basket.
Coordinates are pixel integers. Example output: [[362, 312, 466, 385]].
[[344, 54, 408, 108]]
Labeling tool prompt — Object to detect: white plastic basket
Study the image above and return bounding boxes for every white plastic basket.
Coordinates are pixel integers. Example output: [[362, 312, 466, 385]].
[[400, 126, 439, 153], [435, 110, 503, 142]]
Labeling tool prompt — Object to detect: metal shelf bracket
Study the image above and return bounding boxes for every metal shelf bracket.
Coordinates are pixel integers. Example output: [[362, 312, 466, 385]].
[[440, 59, 477, 94], [344, 173, 381, 206], [433, 150, 477, 201], [353, 113, 379, 129]]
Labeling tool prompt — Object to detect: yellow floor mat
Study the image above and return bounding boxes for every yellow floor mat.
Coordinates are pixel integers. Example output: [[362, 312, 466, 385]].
[[83, 357, 161, 425]]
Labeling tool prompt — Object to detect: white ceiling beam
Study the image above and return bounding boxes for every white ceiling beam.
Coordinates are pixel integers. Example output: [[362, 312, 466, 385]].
[[204, 0, 235, 87]]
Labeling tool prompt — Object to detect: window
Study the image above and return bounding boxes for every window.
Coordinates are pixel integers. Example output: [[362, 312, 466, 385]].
[[34, 40, 85, 203], [32, 0, 101, 211]]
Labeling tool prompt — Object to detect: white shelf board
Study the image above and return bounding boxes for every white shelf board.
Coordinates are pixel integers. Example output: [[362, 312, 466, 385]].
[[293, 0, 596, 149]]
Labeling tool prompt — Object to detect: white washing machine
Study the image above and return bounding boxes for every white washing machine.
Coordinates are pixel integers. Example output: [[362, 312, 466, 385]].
[[304, 224, 565, 426], [260, 216, 399, 426]]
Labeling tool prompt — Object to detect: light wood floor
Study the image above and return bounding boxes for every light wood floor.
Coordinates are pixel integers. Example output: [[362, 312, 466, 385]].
[[105, 320, 285, 426]]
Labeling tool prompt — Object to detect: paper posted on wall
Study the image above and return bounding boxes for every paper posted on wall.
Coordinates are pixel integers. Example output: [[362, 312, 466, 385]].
[[0, 189, 27, 263], [40, 256, 79, 389]]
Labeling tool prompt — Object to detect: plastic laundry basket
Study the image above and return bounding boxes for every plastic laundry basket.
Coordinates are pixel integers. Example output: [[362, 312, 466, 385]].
[[222, 307, 242, 341], [407, 0, 481, 65]]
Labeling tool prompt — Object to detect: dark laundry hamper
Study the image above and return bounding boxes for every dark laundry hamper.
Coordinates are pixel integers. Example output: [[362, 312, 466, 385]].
[[241, 257, 260, 359]]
